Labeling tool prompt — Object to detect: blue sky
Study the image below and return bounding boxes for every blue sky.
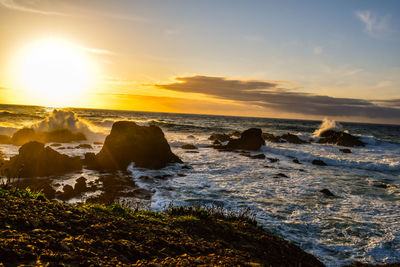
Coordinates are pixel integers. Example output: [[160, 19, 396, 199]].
[[1, 0, 400, 123]]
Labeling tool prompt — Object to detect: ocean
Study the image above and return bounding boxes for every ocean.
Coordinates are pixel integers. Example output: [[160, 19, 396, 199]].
[[0, 104, 399, 266]]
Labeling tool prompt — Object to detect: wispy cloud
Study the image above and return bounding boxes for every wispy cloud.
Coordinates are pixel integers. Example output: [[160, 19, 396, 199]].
[[80, 46, 116, 56], [355, 10, 391, 38], [154, 75, 400, 120], [0, 0, 65, 15]]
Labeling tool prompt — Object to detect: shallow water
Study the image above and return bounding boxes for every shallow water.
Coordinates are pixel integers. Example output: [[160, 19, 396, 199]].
[[0, 104, 399, 266]]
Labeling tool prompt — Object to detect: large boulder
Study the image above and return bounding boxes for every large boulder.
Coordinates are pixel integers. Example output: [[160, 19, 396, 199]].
[[224, 128, 265, 151], [1, 141, 82, 177], [10, 128, 86, 146], [280, 133, 308, 144], [87, 121, 182, 170], [318, 130, 365, 147]]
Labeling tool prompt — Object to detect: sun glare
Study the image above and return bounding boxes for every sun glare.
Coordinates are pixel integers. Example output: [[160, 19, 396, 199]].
[[13, 38, 97, 107]]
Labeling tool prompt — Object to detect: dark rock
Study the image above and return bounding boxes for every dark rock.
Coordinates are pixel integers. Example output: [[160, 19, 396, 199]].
[[50, 143, 62, 147], [154, 174, 173, 179], [93, 141, 103, 145], [373, 182, 388, 189], [60, 185, 74, 200], [74, 177, 88, 195], [225, 128, 265, 151], [75, 144, 93, 149], [275, 173, 288, 178], [292, 159, 300, 164], [185, 150, 199, 154], [339, 148, 352, 153], [0, 134, 11, 144], [1, 141, 82, 177], [92, 121, 182, 170], [312, 159, 327, 166], [178, 173, 187, 177], [262, 133, 283, 143], [209, 133, 231, 142], [268, 158, 279, 163], [230, 131, 241, 138], [318, 130, 365, 147], [181, 144, 197, 149], [320, 188, 335, 197], [187, 135, 196, 139], [280, 133, 308, 144], [250, 154, 266, 159]]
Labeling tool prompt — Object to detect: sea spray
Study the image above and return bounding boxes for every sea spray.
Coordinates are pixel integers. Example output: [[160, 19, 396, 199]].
[[313, 118, 343, 137]]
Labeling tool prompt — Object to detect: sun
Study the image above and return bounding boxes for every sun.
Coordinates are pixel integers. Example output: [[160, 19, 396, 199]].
[[13, 38, 97, 107]]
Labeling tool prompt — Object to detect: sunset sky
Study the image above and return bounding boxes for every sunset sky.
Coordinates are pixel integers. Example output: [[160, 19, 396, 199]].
[[1, 0, 400, 124]]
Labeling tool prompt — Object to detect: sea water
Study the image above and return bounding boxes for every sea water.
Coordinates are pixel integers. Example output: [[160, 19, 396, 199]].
[[0, 104, 399, 266]]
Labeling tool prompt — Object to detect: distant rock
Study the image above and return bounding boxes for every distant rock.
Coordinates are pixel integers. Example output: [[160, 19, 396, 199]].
[[1, 141, 82, 177], [320, 188, 335, 197], [275, 173, 289, 178], [318, 130, 365, 147], [93, 141, 103, 145], [268, 157, 280, 163], [10, 128, 86, 146], [339, 148, 352, 153], [75, 144, 93, 149], [292, 159, 301, 164], [250, 153, 266, 159], [224, 128, 265, 151], [181, 144, 197, 150], [280, 133, 308, 144], [312, 159, 327, 166], [50, 143, 62, 147], [209, 133, 231, 142], [88, 121, 182, 170]]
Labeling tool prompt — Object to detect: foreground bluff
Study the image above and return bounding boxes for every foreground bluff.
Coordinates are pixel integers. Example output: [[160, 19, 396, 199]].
[[86, 121, 182, 170]]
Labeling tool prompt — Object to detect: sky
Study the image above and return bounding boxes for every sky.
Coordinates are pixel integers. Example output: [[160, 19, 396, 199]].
[[0, 0, 400, 124]]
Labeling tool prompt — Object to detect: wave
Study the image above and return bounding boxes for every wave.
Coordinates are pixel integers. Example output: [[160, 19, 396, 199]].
[[313, 118, 344, 137]]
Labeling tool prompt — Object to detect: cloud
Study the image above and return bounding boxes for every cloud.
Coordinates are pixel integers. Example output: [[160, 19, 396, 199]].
[[356, 10, 391, 38], [154, 75, 400, 120], [0, 0, 65, 15], [79, 46, 116, 56]]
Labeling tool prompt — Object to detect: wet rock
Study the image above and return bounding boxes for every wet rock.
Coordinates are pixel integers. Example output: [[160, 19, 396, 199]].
[[0, 134, 11, 144], [312, 159, 327, 166], [320, 188, 335, 197], [185, 150, 199, 154], [178, 173, 187, 177], [60, 185, 74, 200], [50, 143, 62, 147], [225, 128, 265, 151], [90, 121, 182, 170], [74, 177, 88, 195], [292, 159, 300, 164], [250, 154, 266, 159], [230, 131, 241, 138], [93, 141, 103, 145], [339, 148, 352, 153], [187, 135, 196, 139], [1, 141, 82, 177], [181, 144, 197, 150], [318, 130, 365, 147], [280, 133, 308, 144], [10, 128, 36, 146], [209, 133, 231, 142], [75, 144, 93, 149], [373, 182, 388, 189], [154, 174, 174, 179], [262, 133, 283, 143], [268, 158, 279, 163]]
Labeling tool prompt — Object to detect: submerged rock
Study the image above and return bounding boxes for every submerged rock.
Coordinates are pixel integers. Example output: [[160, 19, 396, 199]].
[[339, 148, 352, 153], [318, 130, 365, 147], [250, 153, 266, 159], [88, 121, 182, 170], [75, 144, 93, 149], [320, 188, 335, 197], [209, 133, 232, 142], [1, 141, 82, 177], [225, 128, 265, 151], [312, 159, 327, 166], [181, 144, 197, 149], [262, 132, 283, 143]]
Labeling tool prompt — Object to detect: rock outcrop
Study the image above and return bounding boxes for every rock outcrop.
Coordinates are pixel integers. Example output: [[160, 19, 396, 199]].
[[224, 128, 265, 151], [318, 130, 365, 147], [85, 121, 182, 170], [1, 141, 82, 177]]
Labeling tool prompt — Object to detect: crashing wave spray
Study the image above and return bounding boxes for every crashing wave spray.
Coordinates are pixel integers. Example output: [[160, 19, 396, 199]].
[[313, 118, 343, 137]]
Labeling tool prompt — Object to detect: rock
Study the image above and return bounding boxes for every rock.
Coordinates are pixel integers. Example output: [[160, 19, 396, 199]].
[[75, 144, 93, 149], [250, 154, 266, 159], [339, 148, 352, 153], [320, 189, 335, 197], [312, 159, 327, 166], [74, 177, 88, 195], [60, 185, 74, 200], [92, 121, 182, 170], [373, 182, 388, 189], [318, 130, 365, 147], [225, 128, 265, 151], [0, 134, 11, 144], [292, 159, 300, 164], [1, 141, 82, 177], [275, 173, 288, 178], [268, 158, 279, 163], [209, 133, 231, 142], [50, 143, 62, 147], [230, 131, 241, 138], [93, 141, 103, 145], [181, 144, 197, 150], [187, 135, 196, 139], [10, 128, 86, 146], [262, 133, 282, 143], [280, 133, 308, 144]]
